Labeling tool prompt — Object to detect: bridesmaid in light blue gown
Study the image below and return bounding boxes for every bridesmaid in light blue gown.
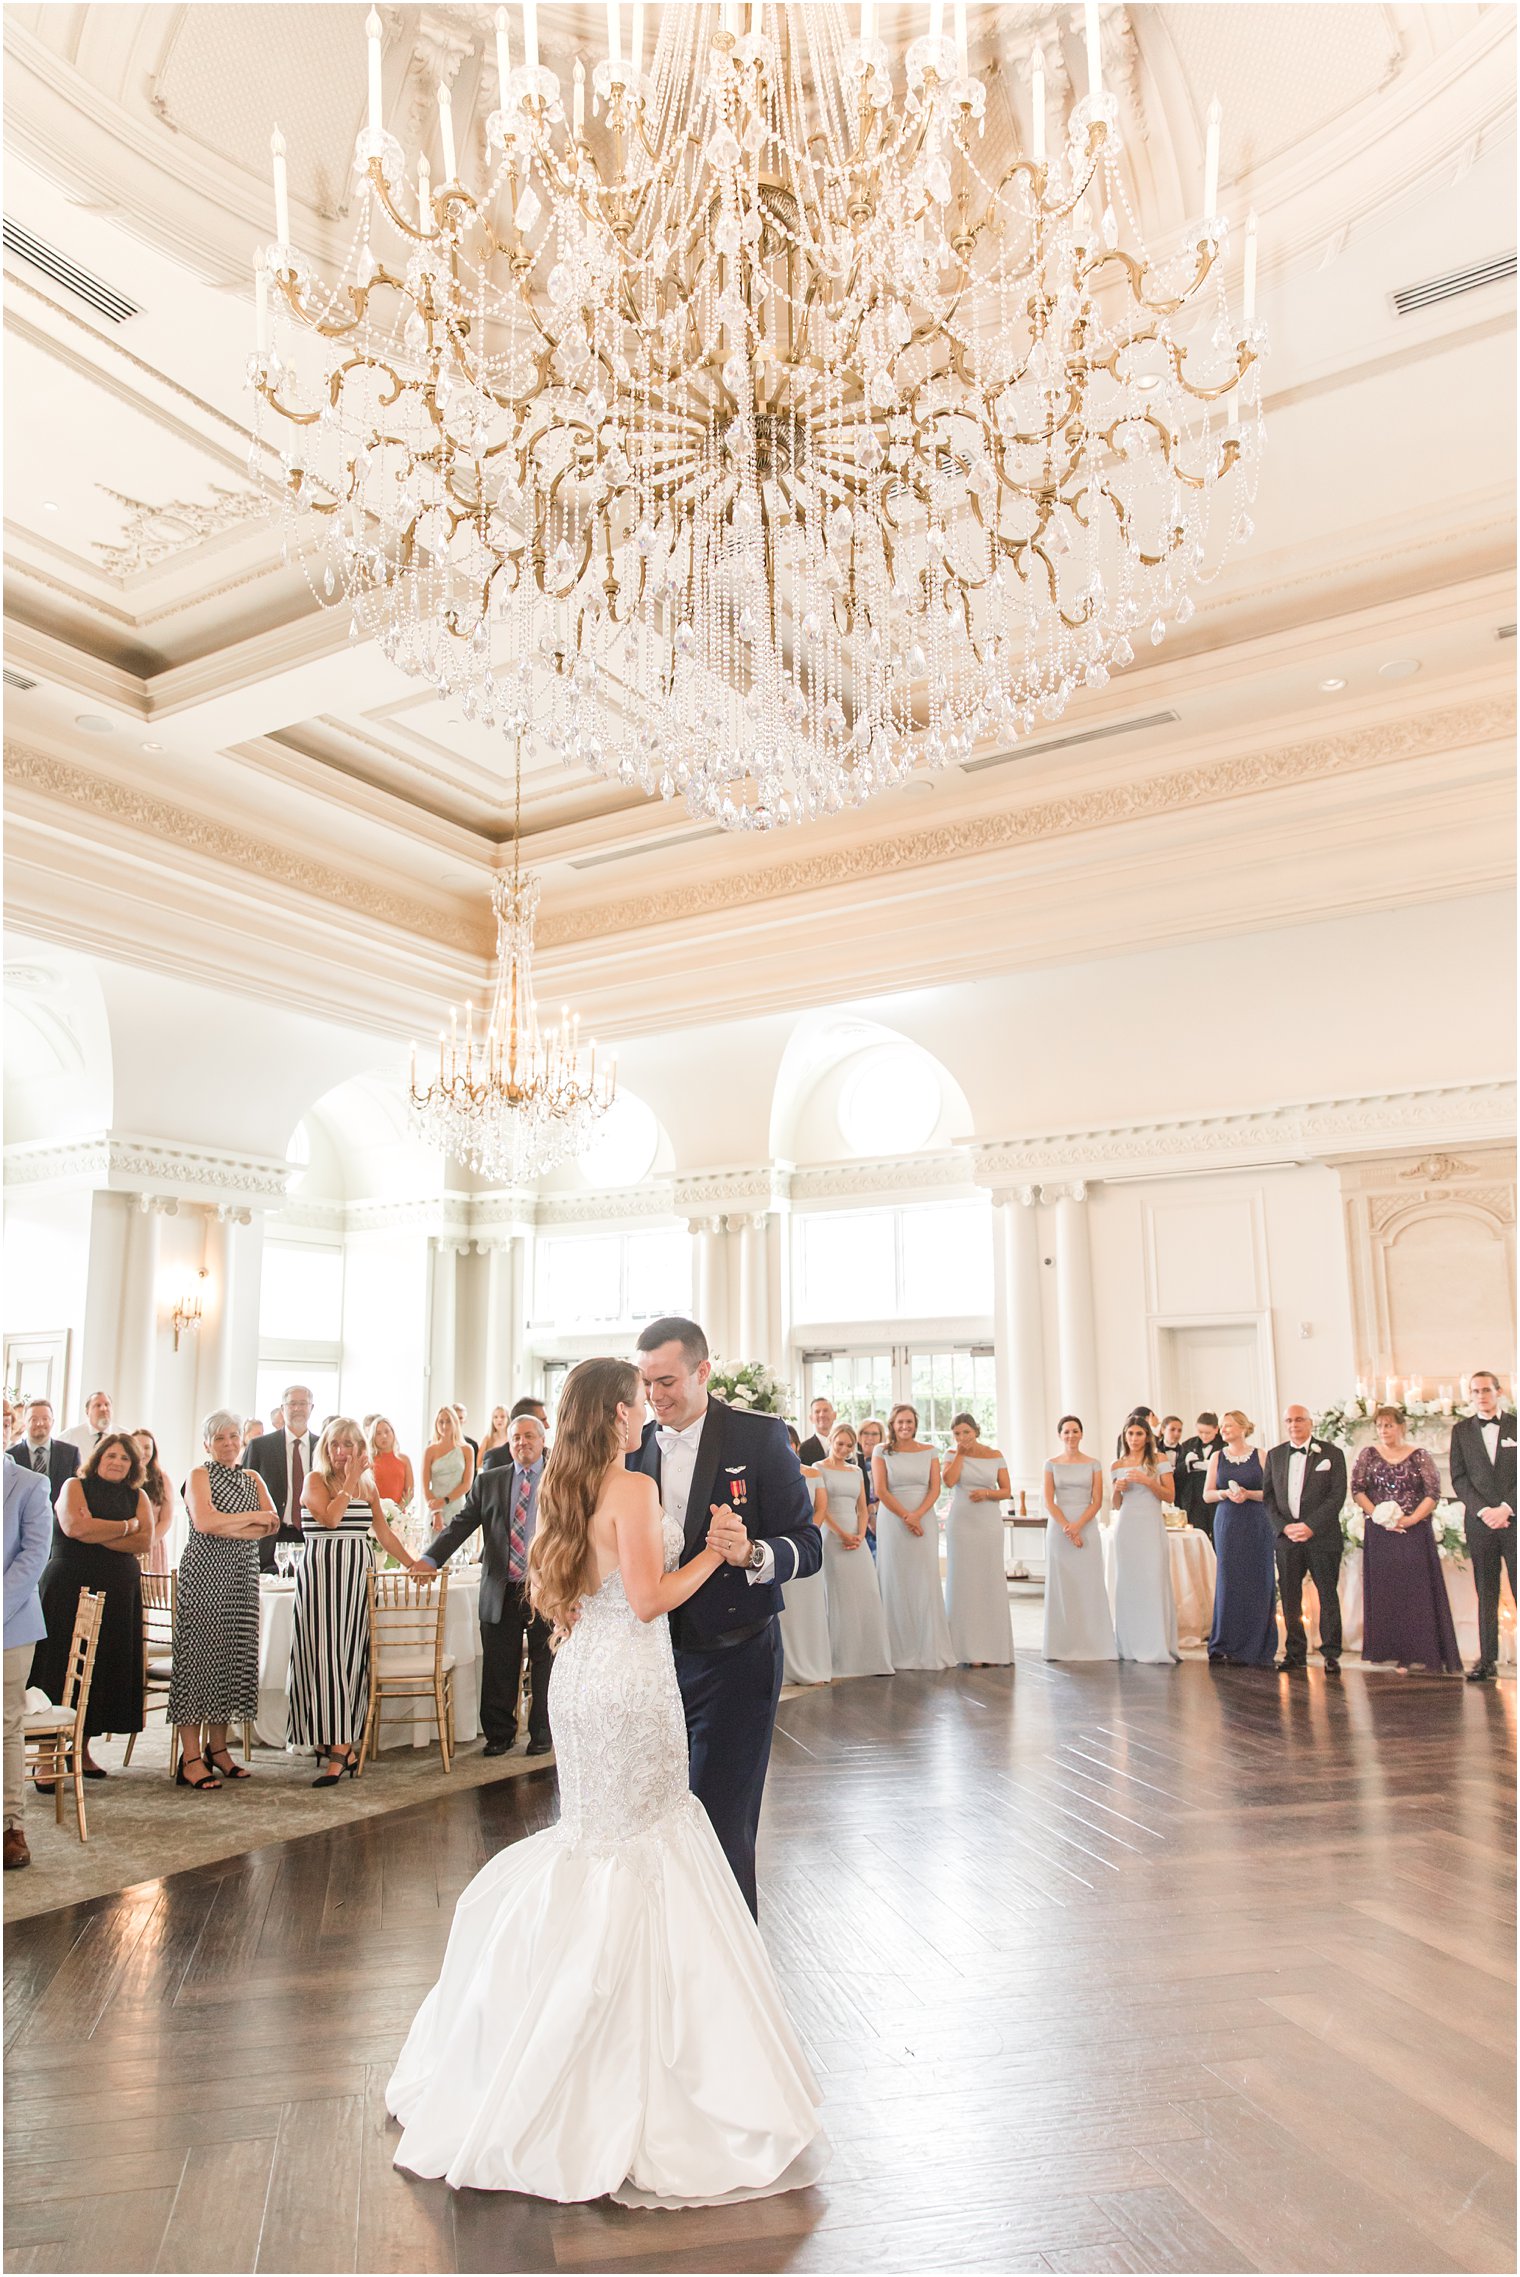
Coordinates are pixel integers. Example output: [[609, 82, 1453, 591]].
[[815, 1425, 893, 1680], [1042, 1415, 1116, 1661], [943, 1414, 1013, 1666], [872, 1405, 955, 1671], [1110, 1417, 1180, 1665], [779, 1430, 831, 1685]]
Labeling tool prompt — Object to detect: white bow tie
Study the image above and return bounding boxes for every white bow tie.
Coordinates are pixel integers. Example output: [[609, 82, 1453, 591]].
[[657, 1420, 704, 1453]]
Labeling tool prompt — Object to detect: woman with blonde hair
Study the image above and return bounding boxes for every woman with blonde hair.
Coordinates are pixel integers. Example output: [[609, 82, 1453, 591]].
[[422, 1403, 473, 1529], [388, 1355, 824, 2204], [477, 1404, 512, 1462], [1202, 1409, 1277, 1668], [871, 1402, 953, 1670], [289, 1418, 417, 1785]]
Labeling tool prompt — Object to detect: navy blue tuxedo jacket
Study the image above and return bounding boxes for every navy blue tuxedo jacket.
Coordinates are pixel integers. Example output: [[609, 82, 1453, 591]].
[[629, 1398, 822, 1650]]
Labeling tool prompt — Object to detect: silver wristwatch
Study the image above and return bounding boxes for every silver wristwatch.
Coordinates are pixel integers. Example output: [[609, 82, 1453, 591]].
[[747, 1539, 766, 1572]]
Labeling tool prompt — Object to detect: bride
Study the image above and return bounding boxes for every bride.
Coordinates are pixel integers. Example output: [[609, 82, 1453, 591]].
[[387, 1357, 825, 2204]]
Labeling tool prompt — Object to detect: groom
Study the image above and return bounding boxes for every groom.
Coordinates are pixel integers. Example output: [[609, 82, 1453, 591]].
[[631, 1316, 822, 1917]]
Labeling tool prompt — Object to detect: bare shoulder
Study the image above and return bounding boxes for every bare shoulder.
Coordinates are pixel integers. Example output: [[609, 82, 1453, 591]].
[[604, 1468, 660, 1520]]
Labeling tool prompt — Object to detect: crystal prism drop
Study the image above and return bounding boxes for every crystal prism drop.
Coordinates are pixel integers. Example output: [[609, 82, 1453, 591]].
[[707, 126, 742, 171]]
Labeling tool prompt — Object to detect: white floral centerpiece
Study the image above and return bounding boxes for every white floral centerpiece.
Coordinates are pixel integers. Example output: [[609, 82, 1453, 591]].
[[707, 1360, 792, 1417], [371, 1496, 413, 1567], [1315, 1393, 1474, 1444]]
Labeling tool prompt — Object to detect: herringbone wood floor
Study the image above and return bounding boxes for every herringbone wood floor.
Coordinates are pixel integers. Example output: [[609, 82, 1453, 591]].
[[4, 1655, 1514, 2275]]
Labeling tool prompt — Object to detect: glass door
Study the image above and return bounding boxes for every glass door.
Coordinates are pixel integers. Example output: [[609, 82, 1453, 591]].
[[800, 1350, 894, 1428], [801, 1346, 998, 1444]]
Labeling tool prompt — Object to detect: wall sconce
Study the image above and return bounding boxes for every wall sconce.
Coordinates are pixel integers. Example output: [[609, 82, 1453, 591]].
[[172, 1270, 208, 1353]]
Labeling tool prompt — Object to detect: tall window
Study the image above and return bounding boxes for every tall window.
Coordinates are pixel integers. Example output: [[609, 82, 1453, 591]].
[[794, 1201, 992, 1324], [256, 1241, 343, 1430], [531, 1227, 691, 1330]]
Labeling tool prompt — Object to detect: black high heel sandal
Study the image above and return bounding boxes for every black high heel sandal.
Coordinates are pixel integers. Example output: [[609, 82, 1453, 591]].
[[207, 1746, 252, 1780], [176, 1754, 221, 1791], [311, 1747, 358, 1788]]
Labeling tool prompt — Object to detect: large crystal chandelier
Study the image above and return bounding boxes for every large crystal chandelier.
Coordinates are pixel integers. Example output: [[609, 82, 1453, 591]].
[[251, 2, 1264, 828], [408, 740, 615, 1180]]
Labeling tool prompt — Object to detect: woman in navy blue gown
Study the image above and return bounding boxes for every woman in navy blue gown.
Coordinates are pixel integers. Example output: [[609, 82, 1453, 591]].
[[1203, 1410, 1278, 1667]]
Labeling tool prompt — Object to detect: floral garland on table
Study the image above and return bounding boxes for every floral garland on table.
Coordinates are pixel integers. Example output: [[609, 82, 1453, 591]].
[[707, 1360, 793, 1417], [1315, 1393, 1473, 1445]]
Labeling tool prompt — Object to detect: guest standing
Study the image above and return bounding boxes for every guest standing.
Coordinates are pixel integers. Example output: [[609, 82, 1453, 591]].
[[1353, 1409, 1460, 1674], [65, 1391, 113, 1453], [1202, 1411, 1277, 1668], [1449, 1371, 1517, 1682], [1263, 1407, 1347, 1673], [478, 1407, 512, 1463], [796, 1398, 838, 1468], [7, 1401, 79, 1499], [778, 1427, 831, 1685], [4, 1457, 52, 1870], [368, 1416, 414, 1511], [872, 1405, 954, 1670], [858, 1418, 885, 1558], [30, 1433, 152, 1773], [242, 1385, 318, 1575], [1042, 1417, 1116, 1661], [1158, 1418, 1185, 1505], [817, 1424, 892, 1679], [417, 1412, 554, 1756], [1110, 1418, 1180, 1665], [422, 1406, 474, 1529], [242, 1417, 264, 1453], [1176, 1412, 1223, 1539], [130, 1429, 176, 1574], [170, 1411, 279, 1790], [943, 1414, 1013, 1667], [290, 1420, 417, 1783]]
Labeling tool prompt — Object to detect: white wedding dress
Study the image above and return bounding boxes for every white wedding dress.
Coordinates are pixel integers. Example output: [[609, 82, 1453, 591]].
[[387, 1514, 826, 2204]]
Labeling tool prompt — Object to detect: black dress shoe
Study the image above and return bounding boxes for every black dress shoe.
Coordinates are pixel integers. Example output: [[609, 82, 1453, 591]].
[[481, 1738, 514, 1757], [1275, 1659, 1306, 1674], [1466, 1661, 1497, 1683], [524, 1736, 553, 1758], [1323, 1659, 1340, 1675]]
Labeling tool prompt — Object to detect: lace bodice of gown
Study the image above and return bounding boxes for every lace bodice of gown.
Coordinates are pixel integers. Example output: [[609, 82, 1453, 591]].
[[548, 1513, 693, 1852]]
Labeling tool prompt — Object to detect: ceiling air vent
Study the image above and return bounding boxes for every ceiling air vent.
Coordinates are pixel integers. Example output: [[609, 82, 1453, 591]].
[[961, 708, 1180, 775], [2, 217, 139, 323], [1391, 251, 1516, 316], [570, 824, 724, 869], [3, 667, 38, 692]]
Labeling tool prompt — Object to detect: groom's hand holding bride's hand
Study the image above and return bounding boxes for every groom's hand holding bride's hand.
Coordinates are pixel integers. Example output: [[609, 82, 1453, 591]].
[[706, 1502, 753, 1566]]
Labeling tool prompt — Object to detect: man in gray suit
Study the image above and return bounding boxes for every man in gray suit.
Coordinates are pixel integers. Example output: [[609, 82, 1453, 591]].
[[416, 1412, 553, 1758]]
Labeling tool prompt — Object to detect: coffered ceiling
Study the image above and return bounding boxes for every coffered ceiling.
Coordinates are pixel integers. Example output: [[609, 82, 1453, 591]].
[[3, 3, 1515, 1040]]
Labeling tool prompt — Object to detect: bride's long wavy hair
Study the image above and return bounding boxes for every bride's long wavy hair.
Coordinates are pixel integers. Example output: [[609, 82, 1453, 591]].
[[529, 1357, 641, 1638]]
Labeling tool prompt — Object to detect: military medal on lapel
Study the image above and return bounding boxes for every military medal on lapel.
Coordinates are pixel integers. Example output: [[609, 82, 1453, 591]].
[[726, 1466, 748, 1508]]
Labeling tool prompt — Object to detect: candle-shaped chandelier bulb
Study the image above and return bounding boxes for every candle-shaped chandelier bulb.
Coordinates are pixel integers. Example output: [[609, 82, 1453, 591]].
[[437, 81, 456, 181], [1203, 93, 1222, 219], [1030, 46, 1046, 163], [366, 11, 383, 137], [270, 125, 290, 249], [1084, 1, 1103, 98]]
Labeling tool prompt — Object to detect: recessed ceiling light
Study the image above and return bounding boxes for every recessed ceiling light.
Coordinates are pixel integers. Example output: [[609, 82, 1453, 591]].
[[1378, 658, 1421, 681], [140, 739, 164, 752], [1318, 677, 1347, 692], [42, 500, 58, 512], [74, 714, 113, 733]]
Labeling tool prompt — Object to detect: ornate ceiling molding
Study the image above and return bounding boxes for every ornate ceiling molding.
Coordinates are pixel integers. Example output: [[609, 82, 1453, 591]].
[[790, 1152, 974, 1201], [2, 740, 488, 956], [675, 1166, 795, 1212], [4, 1129, 290, 1201], [537, 696, 1516, 947], [92, 484, 267, 578], [972, 1081, 1516, 1188], [535, 1184, 674, 1227]]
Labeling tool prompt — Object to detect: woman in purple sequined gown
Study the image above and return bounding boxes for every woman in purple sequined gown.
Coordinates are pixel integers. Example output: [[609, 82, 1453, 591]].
[[1352, 1407, 1460, 1674]]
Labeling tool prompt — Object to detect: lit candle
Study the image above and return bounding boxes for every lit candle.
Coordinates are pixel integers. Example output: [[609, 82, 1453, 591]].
[[954, 0, 968, 68], [437, 81, 457, 180], [270, 125, 291, 249], [1408, 1375, 1422, 1403], [929, 0, 944, 45], [1385, 1376, 1397, 1406], [417, 150, 431, 226], [495, 6, 512, 95], [1461, 1374, 1471, 1403], [366, 9, 384, 138], [573, 55, 586, 135], [522, 0, 538, 73], [1084, 1, 1102, 98], [630, 1, 644, 76], [409, 1040, 417, 1091], [607, 0, 622, 73], [1242, 206, 1258, 319], [1202, 93, 1221, 218], [749, 1, 763, 32], [254, 247, 268, 352], [860, 0, 875, 44], [1031, 46, 1045, 163]]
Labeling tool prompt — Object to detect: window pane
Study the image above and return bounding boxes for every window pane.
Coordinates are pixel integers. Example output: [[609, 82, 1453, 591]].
[[796, 1210, 894, 1322], [626, 1228, 692, 1323], [259, 1244, 343, 1343], [906, 1347, 1000, 1448], [804, 1352, 893, 1429], [898, 1204, 993, 1317], [252, 1363, 341, 1434], [534, 1235, 623, 1325]]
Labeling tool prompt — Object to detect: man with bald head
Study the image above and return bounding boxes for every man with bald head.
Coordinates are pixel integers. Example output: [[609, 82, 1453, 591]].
[[1263, 1404, 1348, 1673]]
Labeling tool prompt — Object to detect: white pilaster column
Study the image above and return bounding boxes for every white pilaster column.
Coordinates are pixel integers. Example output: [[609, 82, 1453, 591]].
[[116, 1194, 167, 1426], [195, 1206, 233, 1418], [686, 1217, 722, 1345], [1048, 1180, 1099, 1435], [482, 1234, 527, 1404], [427, 1236, 461, 1410], [738, 1212, 770, 1363], [991, 1185, 1047, 1492]]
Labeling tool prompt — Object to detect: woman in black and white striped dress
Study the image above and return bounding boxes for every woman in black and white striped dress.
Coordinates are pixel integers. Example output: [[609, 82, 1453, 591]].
[[170, 1410, 279, 1790], [290, 1419, 418, 1786]]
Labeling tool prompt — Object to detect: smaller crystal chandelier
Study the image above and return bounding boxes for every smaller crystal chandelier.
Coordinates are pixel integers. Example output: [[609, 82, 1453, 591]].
[[409, 740, 614, 1181]]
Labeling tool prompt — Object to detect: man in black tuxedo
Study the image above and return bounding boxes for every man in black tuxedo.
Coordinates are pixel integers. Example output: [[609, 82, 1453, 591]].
[[1176, 1412, 1223, 1539], [241, 1384, 317, 1573], [631, 1316, 822, 1918], [416, 1412, 553, 1755], [797, 1397, 837, 1466], [1263, 1405, 1348, 1673], [5, 1401, 78, 1500], [1449, 1371, 1517, 1682]]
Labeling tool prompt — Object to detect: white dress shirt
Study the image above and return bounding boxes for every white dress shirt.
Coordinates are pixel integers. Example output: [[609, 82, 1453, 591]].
[[1287, 1443, 1311, 1520], [1480, 1417, 1501, 1466], [656, 1411, 775, 1585]]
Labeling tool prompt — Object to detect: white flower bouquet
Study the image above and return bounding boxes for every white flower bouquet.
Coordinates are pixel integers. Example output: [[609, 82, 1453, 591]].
[[1369, 1500, 1405, 1531], [1431, 1501, 1470, 1564], [708, 1359, 793, 1417], [371, 1496, 414, 1566]]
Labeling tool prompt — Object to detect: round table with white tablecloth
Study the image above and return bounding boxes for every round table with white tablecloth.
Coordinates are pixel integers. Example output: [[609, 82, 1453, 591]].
[[256, 1569, 485, 1749], [1100, 1519, 1217, 1649]]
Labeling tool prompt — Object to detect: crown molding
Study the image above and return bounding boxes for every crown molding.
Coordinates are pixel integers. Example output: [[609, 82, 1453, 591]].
[[537, 695, 1515, 948], [535, 1183, 674, 1226], [674, 1165, 795, 1212], [790, 1151, 974, 1201], [4, 1130, 290, 1201]]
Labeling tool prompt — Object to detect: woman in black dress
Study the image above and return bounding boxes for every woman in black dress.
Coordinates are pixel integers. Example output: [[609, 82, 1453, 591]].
[[30, 1431, 153, 1777]]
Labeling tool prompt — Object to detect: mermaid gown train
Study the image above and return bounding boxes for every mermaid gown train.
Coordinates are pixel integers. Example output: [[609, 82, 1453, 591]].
[[387, 1515, 825, 2203]]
